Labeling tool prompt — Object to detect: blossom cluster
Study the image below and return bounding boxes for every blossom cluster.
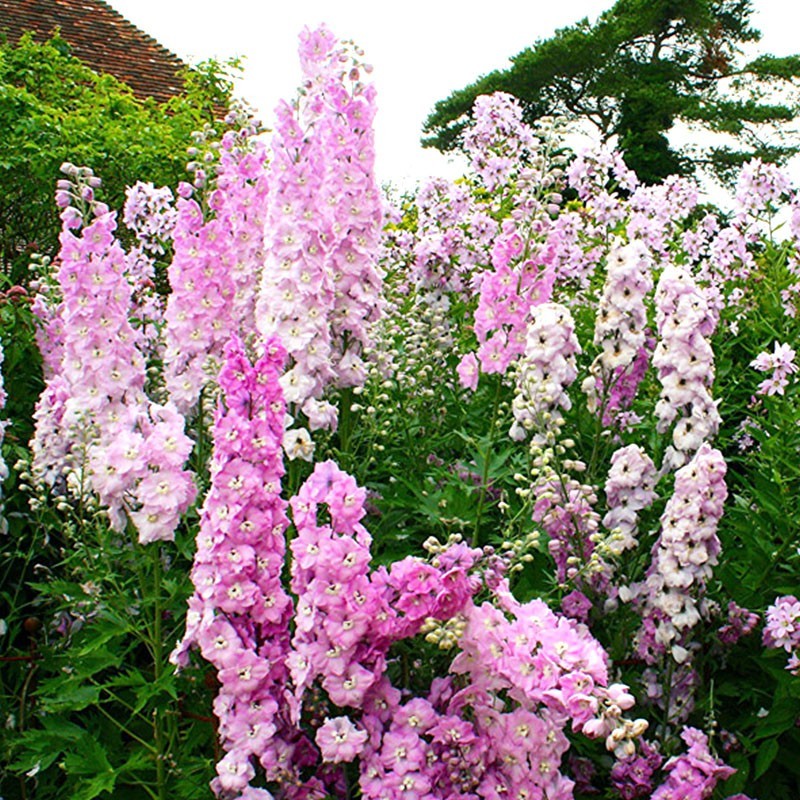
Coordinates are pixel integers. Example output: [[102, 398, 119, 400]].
[[171, 336, 295, 796], [351, 579, 646, 800], [175, 440, 649, 797], [651, 727, 735, 800], [510, 303, 581, 441], [630, 444, 728, 665], [583, 239, 653, 429], [734, 157, 792, 219], [610, 738, 663, 799], [23, 28, 800, 795], [763, 595, 800, 674], [410, 177, 485, 295], [30, 167, 195, 542], [653, 264, 720, 465], [750, 341, 797, 396], [717, 601, 759, 647], [164, 121, 269, 413], [602, 444, 658, 555], [123, 181, 177, 255], [462, 92, 538, 192], [471, 227, 556, 379], [256, 25, 383, 431], [288, 460, 485, 709]]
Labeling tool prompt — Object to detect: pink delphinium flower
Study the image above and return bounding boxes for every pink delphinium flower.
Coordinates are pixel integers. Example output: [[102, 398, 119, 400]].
[[509, 302, 581, 441], [29, 169, 195, 542], [653, 263, 720, 465], [735, 158, 791, 219], [257, 27, 382, 427], [630, 444, 727, 666], [123, 181, 177, 255], [763, 595, 800, 674], [717, 601, 759, 646], [456, 351, 480, 391], [164, 120, 269, 413], [651, 727, 735, 800], [472, 229, 557, 379], [751, 341, 797, 396], [463, 92, 536, 192], [626, 176, 699, 256], [172, 335, 295, 796], [288, 460, 473, 710], [610, 739, 663, 799], [602, 444, 658, 554], [316, 716, 369, 763], [584, 239, 653, 428]]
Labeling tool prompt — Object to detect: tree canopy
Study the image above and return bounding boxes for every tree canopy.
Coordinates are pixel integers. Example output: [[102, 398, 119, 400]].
[[422, 0, 800, 184], [0, 33, 233, 284]]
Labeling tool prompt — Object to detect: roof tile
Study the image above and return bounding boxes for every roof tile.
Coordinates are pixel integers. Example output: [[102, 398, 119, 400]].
[[0, 0, 188, 104]]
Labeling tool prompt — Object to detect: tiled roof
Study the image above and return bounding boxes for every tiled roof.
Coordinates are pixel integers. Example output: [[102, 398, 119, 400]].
[[0, 0, 187, 104]]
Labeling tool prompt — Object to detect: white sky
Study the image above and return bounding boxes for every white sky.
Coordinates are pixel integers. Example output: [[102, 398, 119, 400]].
[[108, 0, 800, 190]]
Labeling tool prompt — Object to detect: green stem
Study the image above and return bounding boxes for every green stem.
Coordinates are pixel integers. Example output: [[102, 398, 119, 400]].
[[661, 656, 676, 741], [472, 378, 503, 548], [586, 367, 614, 482], [338, 387, 354, 461], [92, 696, 157, 753]]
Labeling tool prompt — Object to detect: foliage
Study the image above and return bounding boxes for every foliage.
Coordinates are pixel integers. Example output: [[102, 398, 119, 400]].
[[421, 0, 800, 185], [0, 32, 233, 285]]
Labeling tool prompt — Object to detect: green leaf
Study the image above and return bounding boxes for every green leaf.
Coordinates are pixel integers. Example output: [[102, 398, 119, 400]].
[[754, 737, 780, 780], [73, 771, 117, 800], [63, 737, 113, 776], [40, 684, 101, 713], [63, 738, 117, 799], [753, 698, 800, 739]]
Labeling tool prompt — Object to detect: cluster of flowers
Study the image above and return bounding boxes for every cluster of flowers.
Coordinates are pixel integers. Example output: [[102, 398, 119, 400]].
[[510, 303, 580, 441], [469, 227, 557, 380], [566, 145, 639, 211], [750, 341, 798, 396], [256, 25, 383, 432], [26, 20, 800, 793], [717, 601, 760, 647], [30, 164, 195, 542], [380, 95, 570, 396], [465, 97, 568, 381], [159, 303, 652, 797], [602, 444, 658, 555], [583, 239, 653, 430], [506, 303, 621, 595], [410, 176, 487, 296], [763, 595, 800, 674], [121, 182, 178, 363], [651, 727, 735, 800], [353, 588, 647, 800], [123, 181, 177, 256], [653, 264, 720, 465], [171, 336, 295, 796], [175, 400, 648, 798], [629, 443, 728, 667], [164, 120, 269, 413], [610, 738, 663, 799], [734, 157, 793, 219], [462, 91, 539, 192]]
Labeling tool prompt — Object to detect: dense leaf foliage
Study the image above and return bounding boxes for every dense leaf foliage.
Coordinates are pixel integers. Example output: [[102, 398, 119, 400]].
[[0, 33, 232, 284]]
